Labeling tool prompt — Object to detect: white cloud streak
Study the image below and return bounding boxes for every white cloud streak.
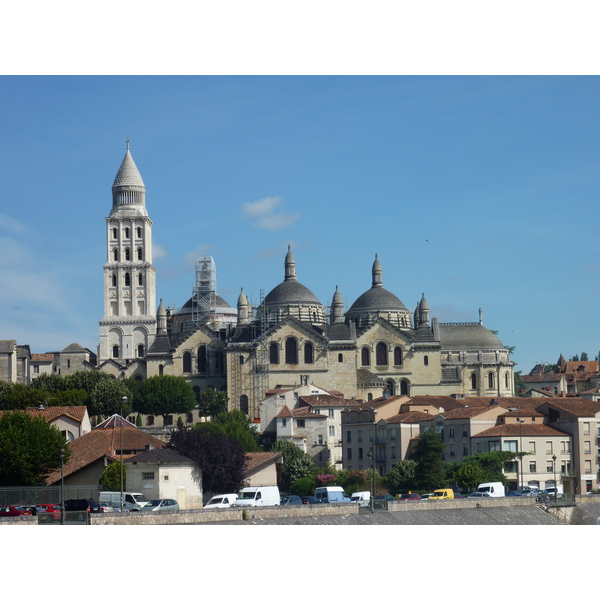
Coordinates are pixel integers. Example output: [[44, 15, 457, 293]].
[[241, 196, 299, 231]]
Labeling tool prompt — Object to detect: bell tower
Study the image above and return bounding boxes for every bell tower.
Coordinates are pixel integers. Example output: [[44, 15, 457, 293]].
[[98, 142, 157, 363]]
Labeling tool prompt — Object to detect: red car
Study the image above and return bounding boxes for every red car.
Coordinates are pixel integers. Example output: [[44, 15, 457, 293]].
[[36, 504, 62, 520], [0, 506, 23, 517], [398, 493, 421, 501]]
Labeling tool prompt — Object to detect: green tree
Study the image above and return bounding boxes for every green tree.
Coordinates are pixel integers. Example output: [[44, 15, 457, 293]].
[[271, 439, 316, 492], [452, 462, 488, 491], [290, 476, 317, 497], [134, 375, 196, 421], [197, 410, 261, 452], [50, 389, 89, 407], [411, 426, 446, 490], [581, 352, 589, 361], [383, 460, 417, 495], [63, 370, 111, 395], [88, 378, 132, 418], [197, 388, 229, 418], [99, 460, 124, 491], [30, 373, 69, 392], [513, 370, 527, 397], [0, 411, 70, 485], [0, 384, 53, 410], [572, 354, 579, 362]]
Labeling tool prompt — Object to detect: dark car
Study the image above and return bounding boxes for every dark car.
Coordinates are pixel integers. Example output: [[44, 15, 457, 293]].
[[64, 499, 101, 513], [375, 495, 395, 502], [506, 490, 522, 497], [0, 506, 22, 517], [398, 493, 421, 501], [301, 496, 320, 504], [280, 495, 302, 506]]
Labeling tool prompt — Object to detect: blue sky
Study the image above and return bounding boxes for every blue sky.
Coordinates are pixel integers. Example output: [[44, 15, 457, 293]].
[[1, 75, 599, 374]]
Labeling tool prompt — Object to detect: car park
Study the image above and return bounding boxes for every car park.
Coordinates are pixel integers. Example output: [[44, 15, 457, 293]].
[[36, 504, 62, 520], [280, 495, 303, 506], [64, 499, 102, 513], [15, 506, 36, 515], [99, 502, 114, 513], [375, 495, 395, 502], [398, 493, 421, 501], [420, 493, 433, 500], [140, 499, 179, 512], [467, 491, 491, 498], [350, 491, 371, 507], [505, 490, 521, 497], [203, 493, 238, 509]]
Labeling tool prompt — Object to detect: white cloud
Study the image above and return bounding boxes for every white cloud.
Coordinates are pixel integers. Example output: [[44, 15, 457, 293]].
[[153, 243, 168, 260], [0, 213, 31, 235], [185, 244, 214, 268], [241, 196, 299, 231]]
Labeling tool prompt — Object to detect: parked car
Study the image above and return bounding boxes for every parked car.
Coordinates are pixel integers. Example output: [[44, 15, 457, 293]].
[[420, 493, 433, 500], [99, 502, 114, 513], [398, 493, 421, 501], [467, 491, 491, 498], [0, 506, 22, 517], [301, 496, 320, 504], [280, 495, 303, 506], [64, 499, 102, 513], [375, 495, 395, 502], [140, 499, 179, 512], [203, 494, 238, 509], [36, 504, 62, 520], [429, 489, 454, 500], [505, 490, 522, 497], [350, 491, 371, 507], [15, 506, 36, 515], [453, 492, 465, 498]]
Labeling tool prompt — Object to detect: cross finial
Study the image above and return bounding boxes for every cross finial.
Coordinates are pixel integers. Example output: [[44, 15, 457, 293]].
[[126, 139, 130, 150]]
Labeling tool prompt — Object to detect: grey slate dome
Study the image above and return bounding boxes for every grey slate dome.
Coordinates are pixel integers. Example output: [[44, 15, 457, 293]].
[[264, 280, 322, 306], [439, 324, 506, 350], [348, 286, 407, 312]]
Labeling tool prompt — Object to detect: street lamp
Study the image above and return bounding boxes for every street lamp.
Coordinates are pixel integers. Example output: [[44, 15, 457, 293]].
[[369, 408, 377, 513], [59, 448, 65, 525], [517, 418, 525, 490], [120, 396, 127, 513], [367, 450, 374, 513], [552, 454, 557, 503]]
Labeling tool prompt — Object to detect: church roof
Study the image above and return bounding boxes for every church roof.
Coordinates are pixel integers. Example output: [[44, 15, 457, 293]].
[[179, 293, 233, 311], [347, 286, 408, 313], [112, 146, 145, 188], [438, 323, 506, 350], [264, 279, 322, 306]]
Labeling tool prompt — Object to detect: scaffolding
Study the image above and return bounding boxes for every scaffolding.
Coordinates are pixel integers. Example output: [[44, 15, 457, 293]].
[[253, 289, 269, 414], [192, 256, 217, 326]]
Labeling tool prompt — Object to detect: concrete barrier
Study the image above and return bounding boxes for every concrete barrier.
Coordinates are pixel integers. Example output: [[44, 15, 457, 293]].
[[388, 496, 538, 511], [0, 516, 37, 525], [90, 503, 360, 525]]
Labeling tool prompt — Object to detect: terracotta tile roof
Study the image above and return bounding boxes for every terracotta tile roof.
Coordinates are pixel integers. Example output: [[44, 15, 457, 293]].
[[564, 361, 599, 374], [275, 406, 293, 419], [541, 398, 600, 418], [30, 353, 55, 362], [385, 411, 434, 424], [125, 447, 191, 464], [46, 427, 165, 484], [526, 388, 556, 397], [0, 405, 88, 423], [264, 388, 294, 398], [291, 407, 327, 418], [458, 397, 547, 410], [499, 407, 544, 417], [299, 395, 360, 407], [439, 406, 501, 420], [245, 452, 283, 474], [472, 423, 570, 438], [345, 394, 409, 413], [405, 396, 466, 411]]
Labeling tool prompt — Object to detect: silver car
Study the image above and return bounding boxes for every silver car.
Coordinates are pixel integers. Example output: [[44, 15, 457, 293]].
[[140, 499, 180, 512]]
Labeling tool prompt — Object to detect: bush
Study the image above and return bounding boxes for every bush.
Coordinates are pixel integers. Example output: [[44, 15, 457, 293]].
[[290, 477, 316, 497]]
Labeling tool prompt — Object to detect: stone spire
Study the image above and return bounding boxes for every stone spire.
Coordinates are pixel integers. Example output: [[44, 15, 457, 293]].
[[111, 141, 146, 214], [331, 285, 344, 324], [414, 301, 420, 328], [371, 253, 383, 288], [156, 299, 167, 334], [237, 288, 250, 325], [418, 293, 430, 327], [284, 245, 297, 281]]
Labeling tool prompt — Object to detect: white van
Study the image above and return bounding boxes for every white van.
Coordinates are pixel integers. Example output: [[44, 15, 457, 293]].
[[98, 491, 148, 511], [350, 491, 371, 507], [314, 486, 351, 504], [233, 486, 280, 507], [203, 493, 238, 509], [476, 482, 505, 498]]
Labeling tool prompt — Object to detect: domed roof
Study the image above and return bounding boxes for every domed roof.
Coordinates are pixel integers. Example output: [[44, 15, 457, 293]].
[[180, 293, 232, 311], [113, 142, 145, 188], [439, 324, 505, 350], [348, 286, 407, 312], [265, 279, 322, 306]]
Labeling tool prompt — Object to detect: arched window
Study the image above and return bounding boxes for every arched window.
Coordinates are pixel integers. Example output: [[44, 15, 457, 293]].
[[240, 395, 249, 415], [137, 344, 144, 358], [338, 353, 343, 363], [137, 247, 143, 260], [505, 372, 510, 389], [424, 355, 429, 366], [488, 372, 495, 389], [367, 393, 373, 402], [125, 248, 131, 261], [113, 249, 118, 261], [159, 364, 164, 375], [239, 355, 245, 365], [361, 347, 370, 366], [136, 227, 142, 238], [111, 274, 116, 287], [394, 347, 403, 366], [471, 373, 477, 390], [386, 379, 395, 396], [400, 380, 409, 396], [269, 342, 279, 365], [182, 351, 192, 373], [124, 273, 131, 286], [112, 345, 119, 358], [197, 346, 207, 373], [124, 227, 130, 239], [285, 338, 298, 364], [138, 273, 143, 286], [376, 342, 388, 366], [304, 342, 314, 364], [112, 228, 118, 239]]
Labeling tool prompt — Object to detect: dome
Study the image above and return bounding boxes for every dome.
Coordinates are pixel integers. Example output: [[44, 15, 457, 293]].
[[348, 286, 407, 312], [264, 280, 322, 306]]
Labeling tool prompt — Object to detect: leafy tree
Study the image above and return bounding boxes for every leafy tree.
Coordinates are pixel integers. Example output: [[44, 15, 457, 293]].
[[0, 411, 70, 485], [50, 389, 89, 407], [63, 370, 111, 394], [197, 410, 261, 452], [383, 460, 417, 495], [30, 373, 69, 392], [411, 426, 446, 490], [446, 451, 524, 488], [290, 476, 317, 497], [572, 354, 579, 362], [0, 384, 53, 410], [452, 462, 488, 491], [134, 375, 196, 421], [168, 426, 247, 494], [99, 460, 124, 491], [581, 352, 589, 361], [197, 388, 229, 418], [271, 439, 316, 492], [88, 378, 132, 418]]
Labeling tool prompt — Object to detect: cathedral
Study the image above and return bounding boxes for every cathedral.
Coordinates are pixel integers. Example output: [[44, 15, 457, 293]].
[[98, 145, 515, 418]]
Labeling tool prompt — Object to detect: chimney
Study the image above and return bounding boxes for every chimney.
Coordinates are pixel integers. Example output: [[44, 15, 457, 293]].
[[145, 444, 154, 451]]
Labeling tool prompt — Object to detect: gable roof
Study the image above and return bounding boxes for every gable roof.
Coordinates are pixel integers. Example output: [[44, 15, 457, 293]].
[[275, 405, 293, 419], [0, 405, 88, 424], [541, 398, 600, 418], [125, 447, 192, 464], [438, 406, 502, 420], [299, 395, 360, 407], [405, 396, 466, 412], [30, 353, 55, 362], [472, 423, 570, 438], [385, 411, 434, 424], [245, 452, 283, 475]]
